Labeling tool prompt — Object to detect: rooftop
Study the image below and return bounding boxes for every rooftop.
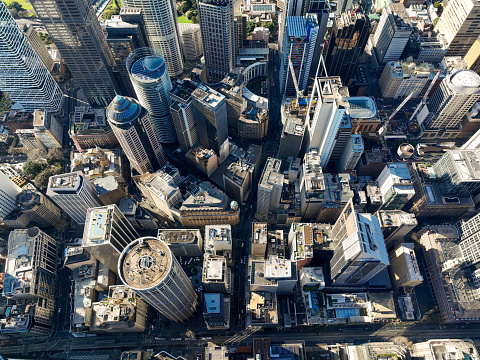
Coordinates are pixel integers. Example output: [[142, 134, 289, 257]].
[[253, 223, 268, 244], [348, 97, 377, 119], [193, 84, 225, 110], [158, 229, 200, 244], [118, 238, 172, 290]]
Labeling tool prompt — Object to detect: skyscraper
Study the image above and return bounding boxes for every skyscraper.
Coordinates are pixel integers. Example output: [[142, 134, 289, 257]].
[[178, 23, 203, 61], [16, 183, 62, 228], [435, 0, 480, 57], [83, 205, 139, 273], [46, 173, 102, 225], [373, 4, 413, 64], [30, 0, 118, 106], [330, 199, 389, 286], [0, 171, 21, 219], [107, 95, 167, 175], [421, 69, 480, 139], [192, 84, 229, 163], [170, 79, 200, 153], [123, 0, 183, 76], [126, 48, 177, 144], [22, 24, 54, 72], [325, 11, 371, 86], [0, 2, 63, 112], [280, 15, 320, 97], [198, 0, 235, 83], [377, 163, 415, 210], [118, 237, 198, 322]]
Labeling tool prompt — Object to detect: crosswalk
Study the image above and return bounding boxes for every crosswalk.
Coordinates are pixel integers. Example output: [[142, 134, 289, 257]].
[[222, 327, 262, 345]]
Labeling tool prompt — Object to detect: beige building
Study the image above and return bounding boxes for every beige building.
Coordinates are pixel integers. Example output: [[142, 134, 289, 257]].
[[238, 107, 268, 141], [247, 291, 278, 328], [32, 109, 63, 148], [252, 222, 268, 257], [16, 183, 62, 228], [412, 339, 480, 360], [202, 255, 232, 294], [91, 285, 148, 333], [388, 243, 423, 289], [178, 23, 203, 61], [186, 146, 219, 178], [464, 36, 480, 74], [434, 0, 480, 56], [157, 229, 203, 256]]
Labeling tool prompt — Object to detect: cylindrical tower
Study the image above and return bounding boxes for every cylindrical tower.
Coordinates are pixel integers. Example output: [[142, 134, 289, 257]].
[[118, 237, 198, 322], [126, 48, 177, 144], [107, 95, 166, 175]]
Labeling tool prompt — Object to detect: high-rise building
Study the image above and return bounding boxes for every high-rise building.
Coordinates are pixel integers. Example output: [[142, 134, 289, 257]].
[[421, 69, 480, 139], [103, 9, 149, 97], [376, 210, 418, 250], [46, 173, 102, 225], [126, 48, 176, 144], [0, 3, 63, 112], [83, 205, 139, 274], [178, 23, 203, 61], [377, 163, 415, 210], [458, 212, 480, 265], [22, 24, 54, 72], [257, 158, 284, 216], [202, 256, 231, 293], [299, 150, 325, 219], [252, 222, 268, 257], [197, 0, 235, 82], [373, 4, 413, 64], [192, 84, 229, 163], [16, 183, 62, 228], [337, 134, 364, 172], [30, 0, 118, 106], [330, 199, 389, 286], [123, 0, 183, 76], [464, 36, 480, 74], [434, 0, 480, 57], [223, 161, 253, 205], [280, 15, 320, 97], [325, 11, 371, 86], [305, 76, 349, 168], [118, 237, 198, 322], [32, 110, 63, 149], [0, 170, 21, 219], [433, 149, 480, 196], [170, 79, 200, 153], [3, 227, 57, 336], [107, 95, 166, 175], [157, 229, 203, 257]]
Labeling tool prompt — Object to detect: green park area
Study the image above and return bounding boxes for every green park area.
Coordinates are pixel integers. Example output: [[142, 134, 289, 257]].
[[2, 0, 33, 9], [178, 14, 193, 23]]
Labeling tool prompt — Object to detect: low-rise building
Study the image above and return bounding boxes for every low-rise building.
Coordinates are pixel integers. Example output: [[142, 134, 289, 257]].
[[252, 222, 268, 258], [247, 291, 278, 328], [71, 148, 127, 184], [412, 339, 479, 360], [202, 256, 232, 294], [91, 285, 148, 333], [203, 293, 230, 330], [223, 161, 253, 204], [376, 210, 418, 250], [288, 223, 314, 270], [157, 229, 203, 256], [389, 243, 423, 289], [185, 146, 219, 178], [249, 256, 297, 294], [204, 224, 232, 260]]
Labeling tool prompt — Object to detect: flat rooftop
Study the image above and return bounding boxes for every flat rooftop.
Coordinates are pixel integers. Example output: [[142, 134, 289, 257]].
[[158, 229, 199, 244]]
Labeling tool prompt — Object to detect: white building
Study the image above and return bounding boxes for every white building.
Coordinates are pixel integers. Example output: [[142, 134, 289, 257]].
[[47, 173, 102, 225], [257, 158, 284, 216], [178, 23, 203, 61], [338, 134, 364, 172], [0, 171, 21, 219], [377, 163, 415, 210]]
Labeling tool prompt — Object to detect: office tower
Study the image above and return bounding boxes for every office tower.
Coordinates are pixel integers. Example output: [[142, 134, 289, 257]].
[[0, 3, 63, 112], [0, 171, 21, 219], [327, 113, 351, 169], [465, 36, 480, 74], [170, 79, 200, 153], [158, 229, 203, 257], [377, 163, 415, 210], [373, 4, 413, 64], [107, 95, 167, 175], [280, 15, 320, 97], [422, 70, 480, 139], [31, 110, 63, 149], [30, 0, 118, 106], [252, 223, 268, 257], [299, 150, 324, 219], [22, 24, 54, 72], [126, 48, 176, 144], [379, 60, 440, 99], [192, 84, 229, 163], [325, 12, 371, 86], [103, 9, 149, 97], [3, 228, 57, 336], [305, 77, 349, 168], [118, 237, 198, 322], [198, 0, 235, 83], [435, 0, 480, 56], [223, 161, 254, 204], [123, 0, 183, 76], [376, 210, 418, 249], [83, 205, 139, 274], [16, 184, 62, 228], [433, 149, 480, 196], [278, 115, 305, 160], [234, 15, 247, 60], [202, 256, 231, 293], [257, 158, 284, 216], [416, 33, 449, 64], [337, 134, 364, 172], [330, 199, 389, 286], [178, 24, 203, 61], [46, 173, 102, 225], [458, 212, 480, 264], [388, 243, 423, 289]]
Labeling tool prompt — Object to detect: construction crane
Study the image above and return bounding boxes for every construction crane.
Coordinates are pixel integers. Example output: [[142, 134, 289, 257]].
[[288, 55, 302, 100], [409, 70, 440, 122], [378, 90, 415, 135]]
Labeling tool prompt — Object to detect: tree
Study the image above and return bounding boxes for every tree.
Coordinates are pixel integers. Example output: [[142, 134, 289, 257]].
[[186, 10, 193, 19], [7, 2, 23, 11], [246, 21, 256, 36], [433, 1, 441, 7], [261, 21, 274, 34], [34, 168, 57, 189], [191, 15, 198, 24], [179, 1, 190, 14], [8, 8, 19, 18], [27, 148, 47, 162], [22, 160, 47, 179], [433, 17, 439, 26], [103, 8, 119, 19]]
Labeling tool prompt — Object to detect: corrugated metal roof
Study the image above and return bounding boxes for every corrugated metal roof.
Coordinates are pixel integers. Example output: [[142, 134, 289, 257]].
[[287, 16, 307, 38]]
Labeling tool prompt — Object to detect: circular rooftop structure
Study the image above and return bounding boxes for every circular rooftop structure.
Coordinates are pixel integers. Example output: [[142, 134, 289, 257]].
[[118, 237, 172, 291], [397, 143, 414, 159], [106, 95, 142, 126], [448, 70, 480, 94], [130, 55, 167, 83]]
